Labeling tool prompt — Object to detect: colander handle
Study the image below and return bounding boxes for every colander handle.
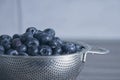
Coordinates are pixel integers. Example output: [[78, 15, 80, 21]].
[[82, 46, 109, 62], [87, 46, 109, 54]]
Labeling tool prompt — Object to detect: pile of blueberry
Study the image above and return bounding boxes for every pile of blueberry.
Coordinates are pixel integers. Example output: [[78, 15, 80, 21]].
[[0, 27, 84, 56]]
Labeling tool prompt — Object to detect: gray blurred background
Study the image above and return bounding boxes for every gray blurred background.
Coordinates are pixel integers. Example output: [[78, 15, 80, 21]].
[[0, 0, 120, 40], [0, 0, 120, 80]]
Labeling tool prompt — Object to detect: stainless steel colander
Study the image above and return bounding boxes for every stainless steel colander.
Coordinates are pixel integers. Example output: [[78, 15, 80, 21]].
[[0, 42, 109, 80]]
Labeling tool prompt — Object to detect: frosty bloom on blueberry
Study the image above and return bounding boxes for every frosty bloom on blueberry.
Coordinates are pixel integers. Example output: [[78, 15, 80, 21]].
[[0, 27, 85, 56]]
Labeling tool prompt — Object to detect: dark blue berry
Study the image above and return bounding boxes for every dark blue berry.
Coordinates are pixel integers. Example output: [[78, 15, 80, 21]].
[[41, 33, 53, 44], [13, 34, 21, 39], [21, 32, 33, 42], [0, 40, 11, 50], [27, 45, 38, 56], [16, 44, 27, 52], [18, 52, 28, 56], [0, 51, 4, 54], [75, 44, 84, 52], [0, 45, 4, 51], [26, 27, 37, 34], [35, 32, 53, 44], [52, 47, 62, 55], [4, 43, 11, 50], [33, 31, 43, 40], [39, 45, 52, 56], [0, 45, 5, 54], [37, 30, 42, 33], [12, 38, 22, 48], [62, 42, 76, 53], [49, 37, 63, 48], [54, 37, 63, 45], [25, 38, 39, 47], [6, 49, 19, 56], [0, 35, 12, 42], [44, 28, 55, 37], [33, 30, 42, 38]]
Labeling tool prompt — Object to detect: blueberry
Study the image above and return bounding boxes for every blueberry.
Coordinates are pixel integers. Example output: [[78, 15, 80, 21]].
[[54, 37, 63, 45], [49, 37, 63, 48], [25, 38, 39, 47], [13, 34, 21, 39], [0, 35, 12, 42], [16, 44, 27, 52], [0, 45, 4, 51], [27, 45, 38, 56], [33, 31, 43, 40], [75, 44, 84, 52], [62, 42, 76, 53], [52, 47, 62, 55], [23, 32, 33, 38], [0, 45, 5, 54], [41, 33, 53, 44], [6, 49, 19, 56], [18, 52, 28, 56], [4, 43, 11, 50], [44, 28, 55, 37], [33, 30, 42, 38], [0, 51, 4, 54], [37, 30, 42, 33], [33, 30, 43, 38], [0, 40, 11, 50], [39, 45, 52, 56], [12, 38, 22, 48], [26, 27, 37, 34], [21, 32, 33, 42], [35, 32, 53, 44]]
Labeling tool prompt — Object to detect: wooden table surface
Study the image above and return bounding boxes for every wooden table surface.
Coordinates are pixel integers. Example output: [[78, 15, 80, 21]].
[[74, 40, 120, 80]]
